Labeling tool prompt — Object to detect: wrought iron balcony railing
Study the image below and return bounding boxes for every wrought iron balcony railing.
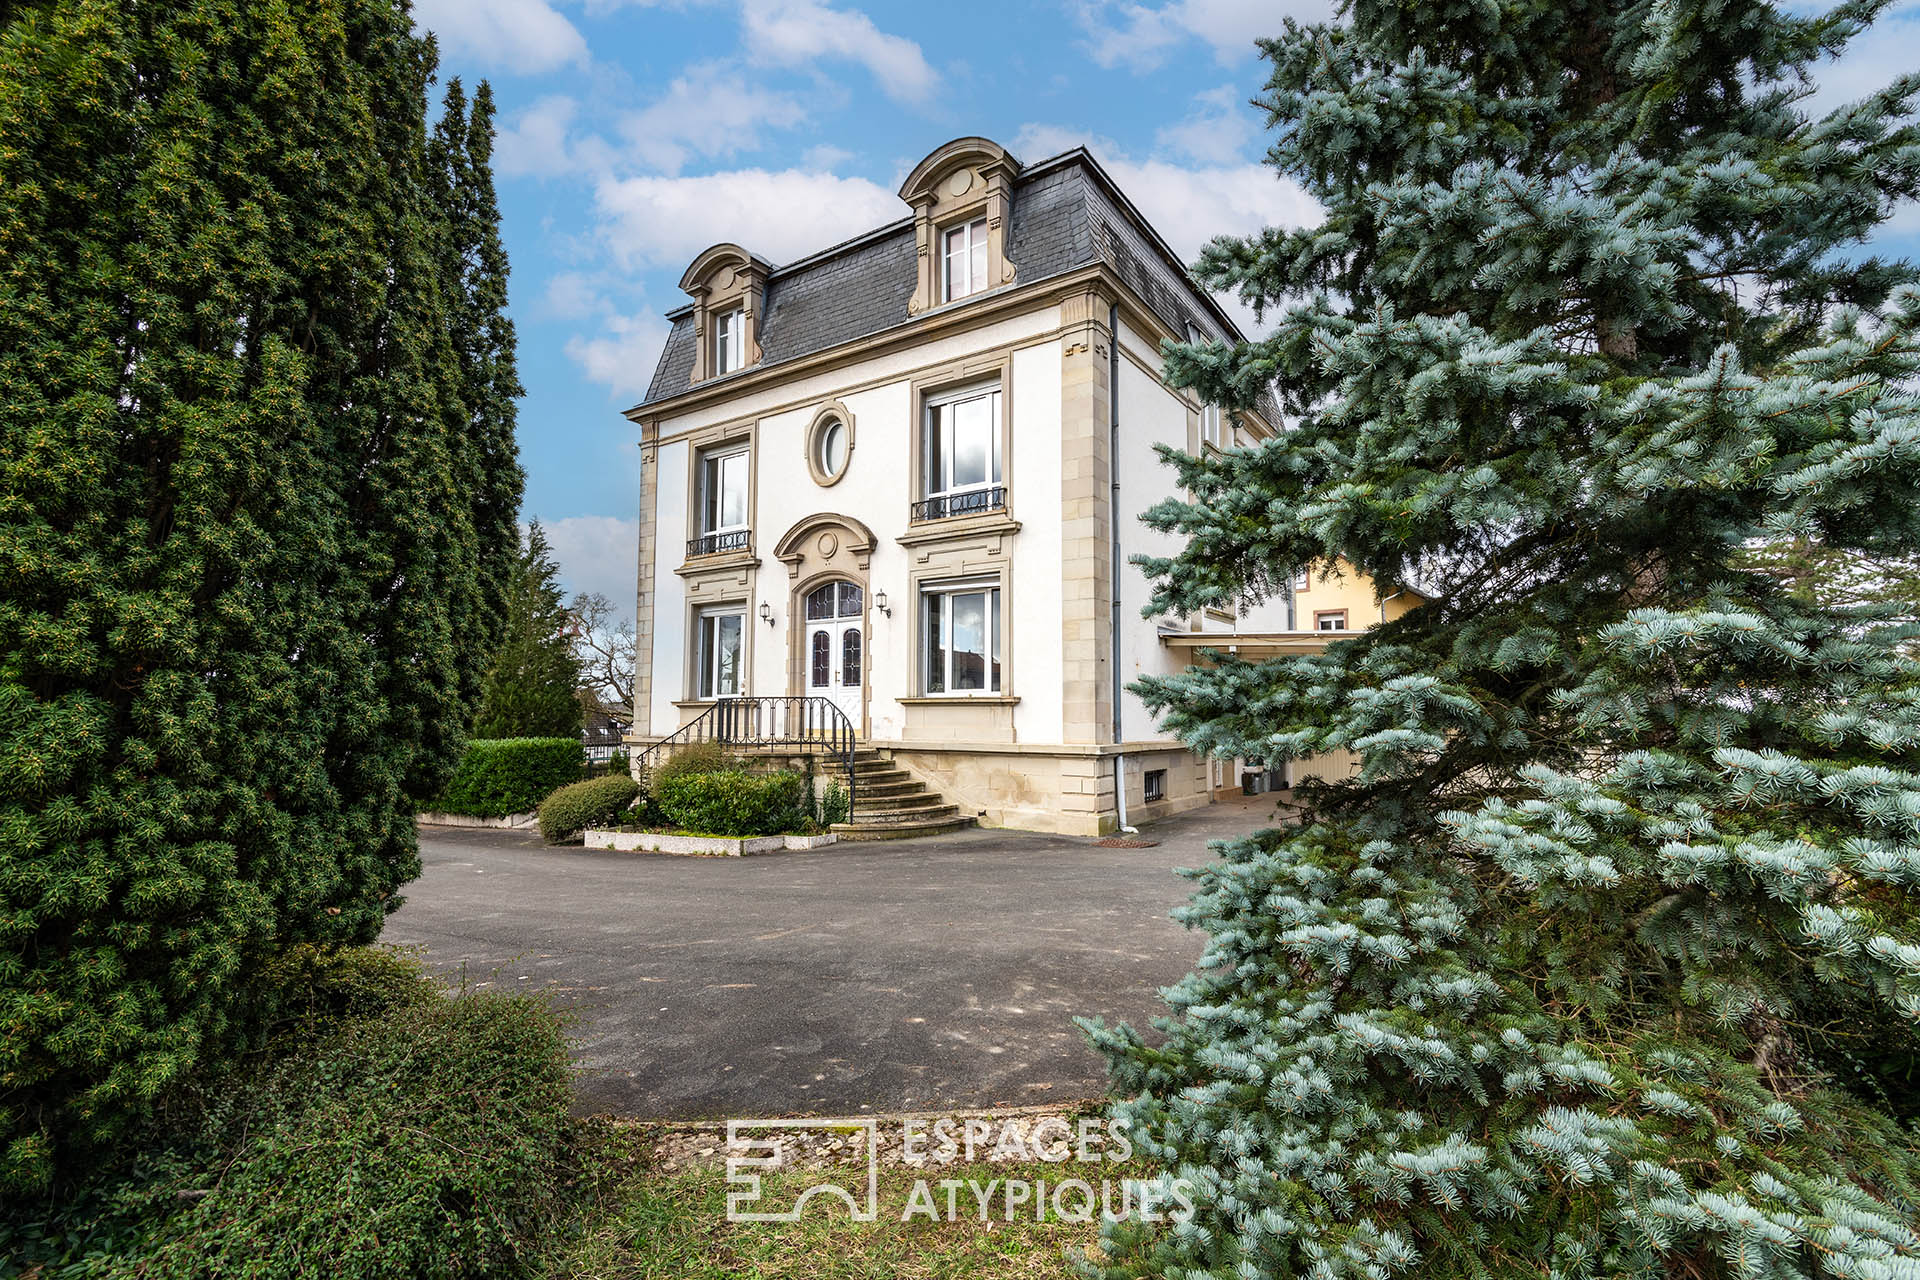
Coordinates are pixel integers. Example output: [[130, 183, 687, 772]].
[[910, 486, 1006, 523], [686, 528, 751, 558]]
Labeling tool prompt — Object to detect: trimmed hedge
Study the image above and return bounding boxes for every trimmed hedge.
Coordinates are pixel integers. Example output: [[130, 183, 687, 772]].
[[0, 947, 577, 1278], [432, 737, 584, 817], [655, 768, 810, 837], [539, 773, 639, 843]]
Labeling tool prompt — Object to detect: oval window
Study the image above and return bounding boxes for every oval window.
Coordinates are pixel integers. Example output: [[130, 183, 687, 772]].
[[808, 409, 853, 485]]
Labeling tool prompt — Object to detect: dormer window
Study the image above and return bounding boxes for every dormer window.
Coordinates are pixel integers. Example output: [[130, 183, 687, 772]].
[[678, 243, 769, 384], [901, 138, 1019, 316], [942, 218, 988, 302], [714, 307, 745, 375]]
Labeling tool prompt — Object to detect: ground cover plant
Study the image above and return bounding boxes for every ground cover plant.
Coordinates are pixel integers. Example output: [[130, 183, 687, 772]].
[[0, 946, 576, 1279]]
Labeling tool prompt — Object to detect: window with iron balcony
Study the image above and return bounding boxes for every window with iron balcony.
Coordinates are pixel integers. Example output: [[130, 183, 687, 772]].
[[911, 381, 1004, 523], [688, 443, 750, 558]]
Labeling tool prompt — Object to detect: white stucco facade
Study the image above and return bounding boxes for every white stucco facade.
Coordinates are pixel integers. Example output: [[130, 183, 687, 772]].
[[622, 138, 1404, 833]]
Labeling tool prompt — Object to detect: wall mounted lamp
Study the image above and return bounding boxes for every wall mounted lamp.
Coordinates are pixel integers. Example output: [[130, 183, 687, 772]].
[[758, 601, 775, 627], [874, 589, 892, 618]]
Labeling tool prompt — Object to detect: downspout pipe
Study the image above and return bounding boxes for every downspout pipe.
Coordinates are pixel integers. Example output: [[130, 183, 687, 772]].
[[1109, 301, 1137, 834]]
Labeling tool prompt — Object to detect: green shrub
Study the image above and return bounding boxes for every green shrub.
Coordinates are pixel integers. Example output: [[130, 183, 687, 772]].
[[247, 943, 442, 1037], [820, 777, 851, 827], [538, 774, 640, 843], [0, 949, 576, 1279], [606, 748, 630, 776], [649, 740, 735, 784], [432, 737, 584, 818], [655, 768, 809, 837]]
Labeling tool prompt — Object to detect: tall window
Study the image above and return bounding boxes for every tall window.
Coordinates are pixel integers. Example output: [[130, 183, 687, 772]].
[[942, 218, 988, 301], [922, 582, 1000, 694], [1202, 403, 1222, 448], [924, 384, 1001, 513], [713, 307, 744, 375], [696, 608, 744, 698], [698, 445, 748, 536]]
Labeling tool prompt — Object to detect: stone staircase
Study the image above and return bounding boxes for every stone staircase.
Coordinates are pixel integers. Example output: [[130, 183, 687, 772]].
[[829, 748, 976, 841]]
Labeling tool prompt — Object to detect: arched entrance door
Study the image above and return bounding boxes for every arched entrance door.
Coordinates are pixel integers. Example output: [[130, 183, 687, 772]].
[[803, 580, 865, 731]]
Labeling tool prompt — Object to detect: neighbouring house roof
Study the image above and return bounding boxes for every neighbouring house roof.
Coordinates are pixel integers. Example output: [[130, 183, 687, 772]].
[[581, 705, 630, 747], [636, 148, 1272, 417]]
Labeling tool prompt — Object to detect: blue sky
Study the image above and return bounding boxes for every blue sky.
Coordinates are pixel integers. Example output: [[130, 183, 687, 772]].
[[410, 0, 1920, 616]]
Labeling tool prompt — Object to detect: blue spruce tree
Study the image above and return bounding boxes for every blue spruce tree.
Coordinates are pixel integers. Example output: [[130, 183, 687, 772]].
[[1086, 3, 1920, 1277]]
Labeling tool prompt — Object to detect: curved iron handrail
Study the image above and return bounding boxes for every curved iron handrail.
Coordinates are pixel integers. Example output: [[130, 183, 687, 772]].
[[632, 696, 857, 817]]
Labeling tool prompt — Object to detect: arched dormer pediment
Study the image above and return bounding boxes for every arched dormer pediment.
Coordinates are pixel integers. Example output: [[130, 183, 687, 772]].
[[680, 243, 772, 383], [773, 512, 878, 579], [899, 138, 1020, 316], [679, 242, 773, 294], [897, 137, 1018, 206]]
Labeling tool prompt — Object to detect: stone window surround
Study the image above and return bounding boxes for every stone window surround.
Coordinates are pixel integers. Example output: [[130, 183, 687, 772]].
[[690, 600, 750, 702], [906, 351, 1014, 520], [917, 576, 1004, 698], [901, 137, 1019, 317], [680, 243, 770, 385], [904, 549, 1016, 704], [679, 417, 759, 565], [804, 400, 856, 488], [694, 438, 750, 538]]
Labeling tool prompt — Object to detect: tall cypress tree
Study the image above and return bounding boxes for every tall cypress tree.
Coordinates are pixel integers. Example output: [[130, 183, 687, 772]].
[[430, 76, 525, 725], [1089, 2, 1920, 1276], [0, 1, 520, 1186], [472, 521, 583, 741]]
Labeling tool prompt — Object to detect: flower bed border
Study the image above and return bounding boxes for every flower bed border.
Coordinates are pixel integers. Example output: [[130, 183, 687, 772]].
[[583, 829, 837, 857]]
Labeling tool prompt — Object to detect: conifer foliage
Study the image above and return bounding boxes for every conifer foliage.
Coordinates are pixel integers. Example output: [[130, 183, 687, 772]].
[[473, 521, 584, 741], [0, 3, 522, 1185], [1090, 3, 1920, 1276]]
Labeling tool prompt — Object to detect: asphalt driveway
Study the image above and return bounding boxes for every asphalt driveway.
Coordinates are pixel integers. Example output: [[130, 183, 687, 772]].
[[382, 797, 1281, 1119]]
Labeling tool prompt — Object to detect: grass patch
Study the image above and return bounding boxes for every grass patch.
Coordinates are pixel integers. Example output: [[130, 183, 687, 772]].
[[551, 1139, 1117, 1280]]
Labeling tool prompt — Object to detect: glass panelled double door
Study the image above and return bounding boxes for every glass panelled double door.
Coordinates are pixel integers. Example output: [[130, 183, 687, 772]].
[[803, 580, 864, 730]]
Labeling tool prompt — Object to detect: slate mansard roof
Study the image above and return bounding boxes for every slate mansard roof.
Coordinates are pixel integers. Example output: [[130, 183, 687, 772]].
[[635, 148, 1254, 411]]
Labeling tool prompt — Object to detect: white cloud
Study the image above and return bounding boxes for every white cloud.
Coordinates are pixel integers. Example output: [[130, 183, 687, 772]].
[[493, 66, 811, 180], [592, 167, 903, 269], [496, 96, 617, 179], [412, 0, 587, 74], [564, 308, 671, 399], [802, 143, 858, 170], [1796, 1, 1920, 115], [539, 515, 642, 622], [1077, 0, 1334, 71], [1012, 123, 1317, 262], [540, 271, 608, 321], [620, 62, 809, 173], [1113, 157, 1319, 263], [1013, 123, 1318, 335], [742, 0, 935, 103], [1156, 83, 1263, 166]]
